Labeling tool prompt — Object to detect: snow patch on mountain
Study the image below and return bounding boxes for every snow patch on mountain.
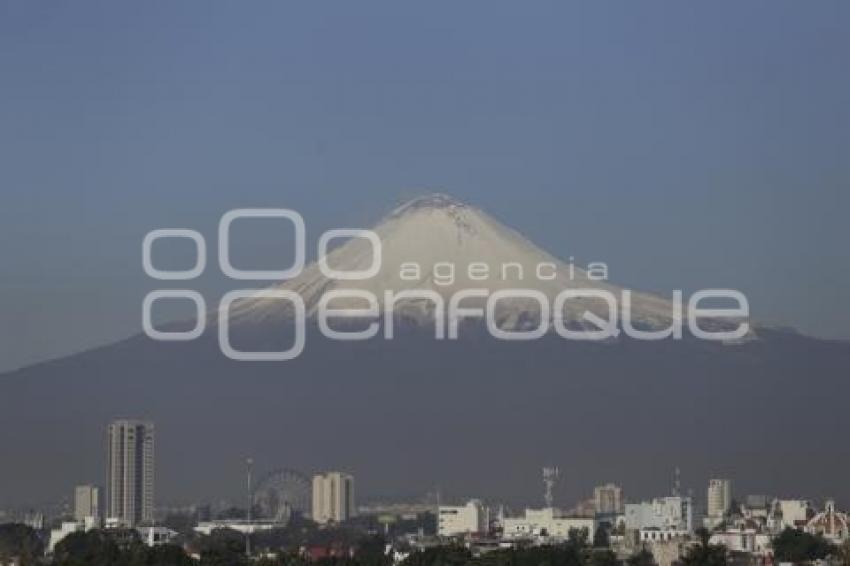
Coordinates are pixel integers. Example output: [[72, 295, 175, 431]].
[[224, 193, 684, 333]]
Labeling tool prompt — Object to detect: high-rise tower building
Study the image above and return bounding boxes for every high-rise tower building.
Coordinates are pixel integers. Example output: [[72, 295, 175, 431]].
[[707, 479, 732, 519], [311, 472, 355, 524], [107, 420, 155, 526]]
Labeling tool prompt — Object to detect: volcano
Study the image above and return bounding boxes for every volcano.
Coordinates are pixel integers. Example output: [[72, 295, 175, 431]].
[[0, 194, 848, 510]]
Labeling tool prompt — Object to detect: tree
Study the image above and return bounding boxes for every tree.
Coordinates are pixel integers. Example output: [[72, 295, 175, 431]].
[[196, 528, 251, 566], [53, 529, 142, 566], [593, 524, 611, 548], [589, 549, 620, 566], [627, 548, 656, 566], [569, 527, 590, 547], [837, 539, 850, 566], [353, 534, 391, 566], [680, 528, 727, 566], [146, 544, 195, 565], [400, 544, 471, 566], [0, 523, 43, 565], [771, 528, 834, 563], [52, 528, 194, 566]]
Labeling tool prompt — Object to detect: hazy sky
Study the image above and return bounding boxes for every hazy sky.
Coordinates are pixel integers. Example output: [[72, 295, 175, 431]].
[[0, 1, 847, 372]]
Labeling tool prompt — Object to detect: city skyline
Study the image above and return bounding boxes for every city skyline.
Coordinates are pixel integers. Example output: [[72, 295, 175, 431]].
[[0, 419, 850, 521], [17, 418, 846, 519], [12, 429, 850, 566]]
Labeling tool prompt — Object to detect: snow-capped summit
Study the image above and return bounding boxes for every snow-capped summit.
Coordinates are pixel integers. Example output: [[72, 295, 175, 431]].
[[226, 193, 680, 332], [388, 192, 466, 214]]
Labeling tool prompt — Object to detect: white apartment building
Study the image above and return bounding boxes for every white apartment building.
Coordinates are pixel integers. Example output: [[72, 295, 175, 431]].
[[107, 420, 155, 527], [74, 485, 100, 522], [768, 499, 812, 531], [625, 496, 693, 533], [438, 499, 489, 537], [312, 471, 355, 524], [502, 507, 595, 542], [707, 479, 732, 519]]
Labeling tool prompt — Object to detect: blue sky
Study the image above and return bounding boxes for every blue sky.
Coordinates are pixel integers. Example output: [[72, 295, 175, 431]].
[[0, 1, 847, 371]]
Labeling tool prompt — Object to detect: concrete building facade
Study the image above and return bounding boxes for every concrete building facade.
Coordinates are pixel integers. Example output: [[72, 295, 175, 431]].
[[438, 500, 489, 537], [74, 485, 100, 522], [707, 479, 732, 519], [594, 483, 624, 515], [625, 496, 692, 533], [107, 420, 155, 526], [502, 507, 595, 542], [312, 472, 355, 524]]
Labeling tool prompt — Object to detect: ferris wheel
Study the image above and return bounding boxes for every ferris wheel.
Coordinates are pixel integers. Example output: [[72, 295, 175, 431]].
[[251, 468, 311, 523]]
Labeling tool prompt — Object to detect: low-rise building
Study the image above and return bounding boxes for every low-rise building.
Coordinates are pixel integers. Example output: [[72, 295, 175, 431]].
[[625, 497, 693, 533], [768, 499, 812, 532], [194, 519, 284, 535], [438, 500, 488, 537], [137, 526, 179, 547], [502, 507, 594, 542], [709, 528, 772, 556]]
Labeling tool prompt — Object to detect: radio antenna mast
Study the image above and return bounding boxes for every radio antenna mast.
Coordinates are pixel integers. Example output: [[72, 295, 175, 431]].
[[246, 458, 253, 557], [672, 466, 681, 497]]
